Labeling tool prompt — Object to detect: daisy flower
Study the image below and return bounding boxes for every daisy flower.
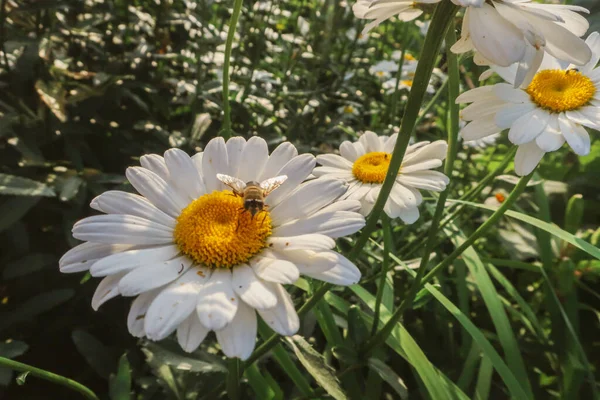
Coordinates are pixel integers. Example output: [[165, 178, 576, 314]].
[[59, 136, 364, 360], [451, 0, 591, 86], [457, 32, 600, 176], [352, 0, 441, 35], [313, 131, 449, 224]]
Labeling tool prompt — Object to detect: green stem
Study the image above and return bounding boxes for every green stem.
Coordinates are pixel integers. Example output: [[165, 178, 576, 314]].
[[220, 0, 243, 138], [413, 77, 448, 129], [388, 23, 410, 126], [226, 358, 241, 400], [371, 216, 392, 336], [347, 1, 459, 261], [0, 357, 99, 400], [362, 170, 534, 355]]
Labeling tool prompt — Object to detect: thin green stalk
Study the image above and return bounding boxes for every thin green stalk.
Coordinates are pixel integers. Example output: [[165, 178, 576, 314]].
[[347, 1, 459, 261], [244, 2, 459, 367], [422, 171, 534, 284], [226, 358, 241, 400], [362, 170, 534, 355], [360, 25, 461, 356], [413, 77, 448, 129], [220, 0, 243, 138], [0, 357, 99, 400], [398, 146, 517, 258], [388, 23, 410, 125], [371, 216, 392, 336]]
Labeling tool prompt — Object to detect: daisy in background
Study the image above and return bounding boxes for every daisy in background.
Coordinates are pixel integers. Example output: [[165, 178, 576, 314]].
[[457, 32, 600, 176], [59, 137, 364, 360], [352, 0, 441, 35], [313, 131, 449, 224], [451, 0, 591, 86]]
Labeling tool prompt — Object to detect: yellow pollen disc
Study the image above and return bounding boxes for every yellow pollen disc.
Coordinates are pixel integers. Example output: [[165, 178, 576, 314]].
[[173, 190, 272, 269], [525, 69, 596, 113], [352, 152, 392, 184]]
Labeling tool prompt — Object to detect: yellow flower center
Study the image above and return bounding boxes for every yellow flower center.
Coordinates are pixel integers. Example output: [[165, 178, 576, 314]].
[[401, 79, 413, 87], [525, 69, 596, 113], [344, 105, 355, 114], [173, 190, 272, 269], [352, 152, 392, 183]]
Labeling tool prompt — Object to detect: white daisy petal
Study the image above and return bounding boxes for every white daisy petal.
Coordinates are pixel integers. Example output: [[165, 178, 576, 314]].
[[127, 288, 161, 337], [164, 148, 205, 201], [139, 154, 170, 181], [144, 268, 207, 341], [261, 142, 299, 181], [274, 210, 365, 238], [558, 114, 591, 156], [316, 154, 354, 170], [118, 256, 192, 296], [493, 83, 530, 103], [73, 215, 173, 245], [196, 269, 238, 330], [496, 102, 537, 129], [460, 116, 502, 141], [358, 131, 383, 153], [237, 137, 269, 183], [456, 85, 496, 104], [90, 245, 180, 277], [250, 256, 300, 285], [215, 300, 257, 360], [397, 206, 420, 224], [177, 314, 209, 353], [225, 136, 246, 178], [397, 171, 449, 192], [257, 283, 299, 336], [508, 109, 550, 145], [301, 252, 360, 285], [580, 32, 600, 74], [231, 264, 277, 310], [91, 272, 126, 311], [514, 141, 546, 176], [126, 167, 187, 218], [90, 191, 175, 228], [267, 234, 335, 251], [60, 242, 133, 273], [340, 141, 360, 162], [265, 154, 316, 207], [202, 137, 230, 192], [270, 179, 347, 225]]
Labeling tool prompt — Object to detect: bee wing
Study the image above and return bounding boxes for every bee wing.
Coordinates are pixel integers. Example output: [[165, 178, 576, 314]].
[[260, 175, 288, 196], [216, 174, 246, 195]]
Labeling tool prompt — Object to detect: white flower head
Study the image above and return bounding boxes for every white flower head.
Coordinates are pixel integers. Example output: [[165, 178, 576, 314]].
[[352, 0, 439, 35], [457, 32, 600, 176], [313, 131, 449, 223], [451, 0, 591, 86], [60, 137, 365, 360]]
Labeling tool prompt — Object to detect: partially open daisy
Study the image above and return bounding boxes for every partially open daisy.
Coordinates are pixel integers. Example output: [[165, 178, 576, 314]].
[[451, 0, 591, 86], [457, 32, 600, 176], [313, 131, 449, 224], [352, 0, 441, 35], [59, 136, 364, 360]]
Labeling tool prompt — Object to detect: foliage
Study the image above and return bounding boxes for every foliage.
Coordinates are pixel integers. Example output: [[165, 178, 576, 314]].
[[0, 0, 599, 399]]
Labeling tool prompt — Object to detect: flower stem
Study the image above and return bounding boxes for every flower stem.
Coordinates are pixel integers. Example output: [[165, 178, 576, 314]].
[[348, 1, 459, 261], [371, 216, 392, 336], [366, 23, 461, 346], [220, 0, 243, 139], [361, 169, 535, 355], [0, 357, 99, 400], [226, 358, 241, 400]]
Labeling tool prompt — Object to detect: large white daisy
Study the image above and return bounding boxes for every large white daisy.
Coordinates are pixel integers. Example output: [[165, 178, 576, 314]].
[[352, 0, 441, 35], [59, 137, 364, 360], [313, 131, 449, 224], [451, 0, 591, 86], [457, 32, 600, 176]]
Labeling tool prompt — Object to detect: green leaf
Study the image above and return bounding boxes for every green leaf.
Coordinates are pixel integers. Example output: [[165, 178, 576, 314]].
[[245, 363, 281, 400], [0, 196, 40, 234], [367, 358, 408, 399], [285, 335, 347, 400], [72, 330, 115, 379], [16, 371, 30, 386], [444, 224, 533, 398], [3, 253, 56, 279], [141, 340, 226, 374], [0, 340, 29, 386], [109, 354, 132, 400], [445, 199, 600, 260], [0, 289, 74, 331], [0, 174, 55, 197], [474, 356, 493, 400]]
